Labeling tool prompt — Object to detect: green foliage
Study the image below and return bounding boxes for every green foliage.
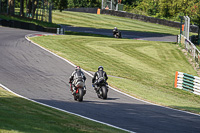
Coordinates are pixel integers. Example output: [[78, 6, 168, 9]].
[[58, 0, 68, 11], [124, 0, 200, 25], [136, 0, 159, 16], [122, 0, 142, 6], [188, 1, 200, 25], [65, 0, 101, 8], [14, 0, 21, 8]]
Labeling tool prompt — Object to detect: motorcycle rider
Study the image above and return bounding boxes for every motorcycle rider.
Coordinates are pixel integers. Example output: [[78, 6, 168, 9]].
[[113, 27, 121, 38], [92, 66, 108, 92], [69, 66, 86, 95]]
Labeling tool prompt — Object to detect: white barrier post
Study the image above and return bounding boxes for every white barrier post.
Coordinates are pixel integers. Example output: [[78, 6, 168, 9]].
[[186, 16, 190, 40], [110, 0, 112, 10], [116, 2, 118, 11], [60, 28, 63, 34], [184, 16, 187, 37], [101, 0, 104, 9], [57, 28, 60, 34]]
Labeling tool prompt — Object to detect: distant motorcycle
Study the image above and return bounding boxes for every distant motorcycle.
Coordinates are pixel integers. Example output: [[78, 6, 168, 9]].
[[113, 27, 122, 38], [70, 78, 86, 102], [94, 78, 109, 99], [113, 31, 122, 38]]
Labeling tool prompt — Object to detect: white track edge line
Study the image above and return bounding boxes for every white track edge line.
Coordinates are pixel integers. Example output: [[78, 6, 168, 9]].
[[0, 83, 134, 133], [25, 34, 200, 117]]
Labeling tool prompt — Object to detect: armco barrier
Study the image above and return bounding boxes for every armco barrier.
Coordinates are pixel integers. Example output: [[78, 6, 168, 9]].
[[178, 34, 200, 64], [174, 71, 200, 95], [20, 22, 30, 30], [12, 20, 22, 28], [1, 19, 10, 26]]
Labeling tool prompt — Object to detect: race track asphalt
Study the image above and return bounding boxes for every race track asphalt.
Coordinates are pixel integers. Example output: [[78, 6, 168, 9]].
[[61, 25, 177, 42], [0, 27, 200, 133]]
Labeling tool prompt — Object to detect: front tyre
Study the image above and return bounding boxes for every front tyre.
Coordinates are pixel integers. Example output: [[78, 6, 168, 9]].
[[78, 88, 83, 102]]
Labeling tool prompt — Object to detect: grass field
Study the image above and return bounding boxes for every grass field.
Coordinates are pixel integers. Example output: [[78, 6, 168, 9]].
[[30, 35, 200, 114], [52, 10, 179, 35], [0, 87, 127, 133]]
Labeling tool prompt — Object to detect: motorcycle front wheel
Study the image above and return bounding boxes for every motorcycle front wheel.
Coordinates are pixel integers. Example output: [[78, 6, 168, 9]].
[[78, 88, 83, 102], [74, 95, 77, 101]]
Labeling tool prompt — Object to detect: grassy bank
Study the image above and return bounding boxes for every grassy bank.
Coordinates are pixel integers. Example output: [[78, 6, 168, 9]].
[[0, 87, 127, 133], [52, 10, 179, 35], [30, 35, 200, 114], [1, 11, 194, 36]]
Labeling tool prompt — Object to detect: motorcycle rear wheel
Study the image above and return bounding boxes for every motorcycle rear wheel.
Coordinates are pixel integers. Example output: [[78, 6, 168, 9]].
[[102, 86, 107, 99]]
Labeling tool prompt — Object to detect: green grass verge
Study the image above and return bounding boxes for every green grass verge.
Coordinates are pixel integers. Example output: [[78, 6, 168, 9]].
[[0, 87, 127, 133], [30, 35, 200, 114], [53, 10, 179, 35]]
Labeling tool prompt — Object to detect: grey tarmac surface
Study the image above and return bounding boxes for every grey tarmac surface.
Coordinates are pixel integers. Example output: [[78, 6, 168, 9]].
[[61, 25, 177, 42], [0, 27, 200, 133]]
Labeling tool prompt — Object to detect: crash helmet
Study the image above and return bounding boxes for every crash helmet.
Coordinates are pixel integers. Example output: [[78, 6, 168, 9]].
[[114, 27, 117, 30], [98, 66, 104, 71], [75, 66, 81, 71]]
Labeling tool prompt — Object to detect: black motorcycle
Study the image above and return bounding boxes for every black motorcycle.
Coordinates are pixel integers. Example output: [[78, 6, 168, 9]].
[[113, 32, 122, 38], [113, 30, 122, 38], [94, 78, 109, 99]]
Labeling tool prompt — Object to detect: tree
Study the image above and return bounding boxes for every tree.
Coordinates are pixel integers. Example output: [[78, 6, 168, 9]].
[[20, 0, 25, 16], [8, 0, 15, 15], [135, 0, 159, 16], [189, 1, 200, 25], [189, 1, 200, 45], [58, 0, 68, 12]]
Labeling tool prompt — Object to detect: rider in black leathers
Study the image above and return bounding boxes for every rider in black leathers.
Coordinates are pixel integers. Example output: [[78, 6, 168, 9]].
[[92, 66, 108, 91], [113, 27, 121, 38]]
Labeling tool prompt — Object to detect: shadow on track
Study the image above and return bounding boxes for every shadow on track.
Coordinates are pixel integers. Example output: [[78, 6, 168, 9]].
[[32, 98, 200, 133]]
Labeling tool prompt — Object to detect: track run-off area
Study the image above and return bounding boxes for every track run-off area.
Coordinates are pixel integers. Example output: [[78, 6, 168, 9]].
[[0, 27, 200, 133]]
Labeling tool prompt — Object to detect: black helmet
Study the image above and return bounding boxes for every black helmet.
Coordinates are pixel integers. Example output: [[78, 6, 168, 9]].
[[75, 66, 81, 71], [98, 66, 103, 71]]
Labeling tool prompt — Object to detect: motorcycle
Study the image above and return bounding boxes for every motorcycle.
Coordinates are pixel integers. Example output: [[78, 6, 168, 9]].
[[94, 79, 109, 99], [113, 31, 122, 38], [70, 79, 86, 102]]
